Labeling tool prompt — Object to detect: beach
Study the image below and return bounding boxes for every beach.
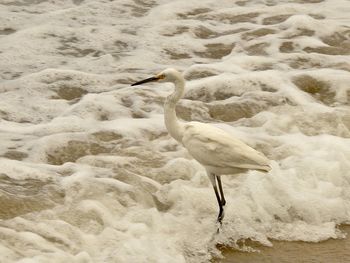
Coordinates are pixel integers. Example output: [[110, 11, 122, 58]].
[[0, 0, 350, 262], [220, 225, 350, 262]]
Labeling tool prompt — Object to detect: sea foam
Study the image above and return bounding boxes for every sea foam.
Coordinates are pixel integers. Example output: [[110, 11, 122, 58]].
[[0, 0, 350, 262]]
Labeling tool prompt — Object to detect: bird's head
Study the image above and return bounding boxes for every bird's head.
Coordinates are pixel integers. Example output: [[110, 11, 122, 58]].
[[131, 68, 182, 86]]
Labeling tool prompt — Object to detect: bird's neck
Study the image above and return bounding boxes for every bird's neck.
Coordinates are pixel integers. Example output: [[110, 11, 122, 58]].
[[164, 78, 185, 143]]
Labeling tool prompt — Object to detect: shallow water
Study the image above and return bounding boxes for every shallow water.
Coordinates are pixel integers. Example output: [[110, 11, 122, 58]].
[[219, 225, 350, 263], [0, 0, 350, 262]]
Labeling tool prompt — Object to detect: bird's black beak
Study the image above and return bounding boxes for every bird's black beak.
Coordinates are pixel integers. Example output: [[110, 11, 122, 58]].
[[131, 76, 159, 86]]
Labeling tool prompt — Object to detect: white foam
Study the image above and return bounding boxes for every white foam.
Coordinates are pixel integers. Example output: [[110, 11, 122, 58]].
[[1, 0, 350, 262]]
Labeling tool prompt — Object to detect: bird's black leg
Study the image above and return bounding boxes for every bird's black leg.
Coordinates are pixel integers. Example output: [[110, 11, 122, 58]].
[[216, 175, 226, 206], [213, 184, 224, 224]]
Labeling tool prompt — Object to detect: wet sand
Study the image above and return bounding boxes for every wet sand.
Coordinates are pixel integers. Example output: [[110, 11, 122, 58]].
[[218, 225, 350, 263]]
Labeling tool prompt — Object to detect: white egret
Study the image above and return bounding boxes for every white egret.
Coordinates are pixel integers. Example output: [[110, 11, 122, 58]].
[[131, 68, 271, 223]]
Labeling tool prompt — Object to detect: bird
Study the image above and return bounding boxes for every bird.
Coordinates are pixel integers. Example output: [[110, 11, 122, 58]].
[[131, 68, 271, 223]]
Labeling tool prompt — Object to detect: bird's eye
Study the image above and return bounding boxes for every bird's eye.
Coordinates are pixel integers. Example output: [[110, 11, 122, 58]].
[[157, 74, 165, 80]]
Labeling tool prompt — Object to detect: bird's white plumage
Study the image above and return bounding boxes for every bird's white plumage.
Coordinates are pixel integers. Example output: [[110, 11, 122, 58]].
[[182, 121, 270, 174], [132, 68, 271, 223]]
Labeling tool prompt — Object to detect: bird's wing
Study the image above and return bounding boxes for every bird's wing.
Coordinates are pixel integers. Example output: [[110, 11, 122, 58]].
[[182, 122, 270, 171]]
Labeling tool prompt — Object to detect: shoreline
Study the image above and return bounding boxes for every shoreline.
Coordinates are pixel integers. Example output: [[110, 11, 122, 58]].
[[217, 225, 350, 263]]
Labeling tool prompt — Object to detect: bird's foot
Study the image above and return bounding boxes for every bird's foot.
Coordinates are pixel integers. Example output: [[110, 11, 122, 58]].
[[216, 225, 221, 234], [217, 209, 225, 224], [216, 211, 225, 234]]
